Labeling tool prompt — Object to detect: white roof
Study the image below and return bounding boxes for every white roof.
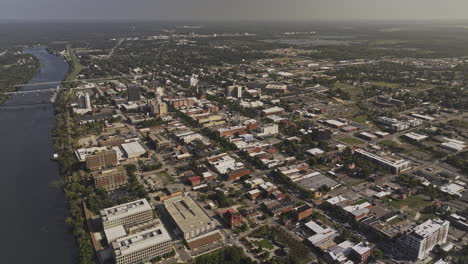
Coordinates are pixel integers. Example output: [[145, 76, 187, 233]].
[[413, 219, 450, 238], [305, 220, 326, 233], [248, 189, 261, 195], [104, 225, 127, 242], [325, 119, 346, 127], [262, 106, 285, 114], [121, 141, 146, 156], [327, 195, 348, 205], [112, 226, 171, 256], [440, 183, 465, 196], [404, 132, 428, 141], [101, 199, 152, 222], [343, 202, 371, 213], [307, 148, 325, 155], [352, 242, 372, 255]]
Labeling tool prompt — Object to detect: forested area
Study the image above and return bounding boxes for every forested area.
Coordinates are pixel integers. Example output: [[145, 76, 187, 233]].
[[0, 52, 40, 103]]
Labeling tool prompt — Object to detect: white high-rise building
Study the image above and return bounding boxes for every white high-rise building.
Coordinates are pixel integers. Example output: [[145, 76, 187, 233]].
[[77, 92, 92, 110], [112, 226, 173, 264], [101, 199, 153, 229], [84, 93, 91, 109], [190, 74, 199, 87], [403, 219, 449, 260]]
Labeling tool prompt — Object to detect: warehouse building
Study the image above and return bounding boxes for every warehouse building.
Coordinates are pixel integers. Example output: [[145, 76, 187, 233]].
[[121, 142, 147, 159], [162, 195, 217, 240]]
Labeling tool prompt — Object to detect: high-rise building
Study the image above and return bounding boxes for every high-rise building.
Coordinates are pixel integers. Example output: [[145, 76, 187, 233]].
[[84, 93, 91, 109], [150, 102, 168, 116], [85, 150, 118, 170], [101, 199, 154, 229], [77, 92, 92, 110], [112, 226, 173, 264], [128, 85, 141, 101], [225, 85, 242, 98], [92, 166, 128, 191], [190, 74, 198, 87], [403, 219, 449, 260]]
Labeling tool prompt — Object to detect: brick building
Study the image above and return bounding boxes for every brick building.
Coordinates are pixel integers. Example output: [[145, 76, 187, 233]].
[[86, 150, 118, 170], [92, 166, 128, 191]]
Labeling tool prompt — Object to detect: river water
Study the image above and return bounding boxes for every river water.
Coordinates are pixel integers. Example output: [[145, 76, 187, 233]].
[[0, 47, 77, 263]]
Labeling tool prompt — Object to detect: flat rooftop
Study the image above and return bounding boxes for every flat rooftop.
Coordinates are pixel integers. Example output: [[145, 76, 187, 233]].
[[101, 199, 152, 222], [121, 141, 146, 156], [92, 166, 126, 177], [164, 196, 213, 233], [413, 219, 449, 238], [112, 226, 171, 256], [294, 172, 340, 191]]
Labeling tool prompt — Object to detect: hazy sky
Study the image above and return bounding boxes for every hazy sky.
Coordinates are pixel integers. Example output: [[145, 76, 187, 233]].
[[2, 0, 468, 21]]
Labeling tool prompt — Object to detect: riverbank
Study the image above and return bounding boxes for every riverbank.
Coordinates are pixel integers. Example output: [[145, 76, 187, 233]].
[[66, 45, 85, 81], [52, 91, 95, 264], [0, 51, 40, 104]]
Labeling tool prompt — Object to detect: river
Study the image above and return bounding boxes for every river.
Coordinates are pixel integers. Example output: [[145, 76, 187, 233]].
[[0, 47, 77, 263]]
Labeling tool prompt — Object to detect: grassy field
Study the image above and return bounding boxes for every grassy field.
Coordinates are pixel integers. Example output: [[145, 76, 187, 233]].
[[352, 115, 369, 124], [156, 171, 174, 184], [381, 139, 413, 154], [334, 82, 361, 98], [371, 39, 407, 45], [369, 81, 400, 89], [419, 213, 437, 222], [448, 119, 468, 129], [253, 239, 274, 250], [386, 195, 432, 216], [340, 137, 365, 145], [66, 45, 85, 81]]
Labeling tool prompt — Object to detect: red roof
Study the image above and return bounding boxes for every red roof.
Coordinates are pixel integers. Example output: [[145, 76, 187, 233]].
[[267, 148, 278, 154], [188, 176, 201, 183]]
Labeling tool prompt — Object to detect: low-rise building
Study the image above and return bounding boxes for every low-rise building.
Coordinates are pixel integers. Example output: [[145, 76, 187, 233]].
[[358, 132, 377, 141], [261, 106, 285, 117], [296, 205, 313, 221], [121, 142, 146, 159], [258, 123, 279, 137], [354, 149, 412, 174], [324, 119, 346, 128], [404, 132, 428, 142], [148, 133, 171, 149], [305, 220, 339, 250]]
